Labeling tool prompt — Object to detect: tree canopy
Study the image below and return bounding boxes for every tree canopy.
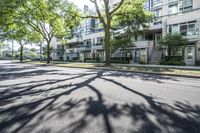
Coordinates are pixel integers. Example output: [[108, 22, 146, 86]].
[[159, 33, 188, 58], [0, 0, 81, 63]]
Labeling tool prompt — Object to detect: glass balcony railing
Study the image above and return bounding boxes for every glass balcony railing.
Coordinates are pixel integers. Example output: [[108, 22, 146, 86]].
[[168, 0, 178, 4], [152, 0, 162, 8]]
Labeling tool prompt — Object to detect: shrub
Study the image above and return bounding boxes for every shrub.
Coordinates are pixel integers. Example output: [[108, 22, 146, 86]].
[[160, 60, 185, 66], [111, 60, 129, 64], [139, 60, 146, 64], [86, 60, 96, 63]]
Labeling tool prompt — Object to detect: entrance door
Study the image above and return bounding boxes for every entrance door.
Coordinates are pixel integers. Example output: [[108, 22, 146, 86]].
[[185, 46, 195, 65], [133, 50, 140, 63]]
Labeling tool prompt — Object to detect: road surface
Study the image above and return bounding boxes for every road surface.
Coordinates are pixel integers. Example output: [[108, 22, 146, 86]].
[[0, 61, 200, 133]]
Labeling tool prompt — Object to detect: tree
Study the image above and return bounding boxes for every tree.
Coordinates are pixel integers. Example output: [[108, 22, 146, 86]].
[[0, 0, 81, 63], [21, 0, 81, 63], [5, 23, 42, 62], [88, 0, 152, 66], [159, 34, 188, 60]]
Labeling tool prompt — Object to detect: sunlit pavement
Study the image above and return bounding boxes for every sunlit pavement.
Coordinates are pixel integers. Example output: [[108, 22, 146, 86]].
[[0, 61, 200, 133]]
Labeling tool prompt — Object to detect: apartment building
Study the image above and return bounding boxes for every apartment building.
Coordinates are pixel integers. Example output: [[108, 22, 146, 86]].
[[148, 0, 200, 65], [110, 0, 200, 65], [63, 5, 105, 62], [60, 0, 200, 65]]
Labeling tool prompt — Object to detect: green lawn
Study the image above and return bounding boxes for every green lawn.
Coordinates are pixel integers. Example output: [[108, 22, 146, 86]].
[[28, 61, 200, 77]]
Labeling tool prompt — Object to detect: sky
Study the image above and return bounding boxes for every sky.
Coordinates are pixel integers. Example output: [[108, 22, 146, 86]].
[[68, 0, 94, 9]]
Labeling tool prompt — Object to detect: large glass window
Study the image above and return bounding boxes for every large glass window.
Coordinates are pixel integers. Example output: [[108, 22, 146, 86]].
[[179, 0, 193, 12], [154, 9, 162, 18], [169, 4, 178, 15], [187, 22, 196, 36], [154, 8, 162, 24], [169, 24, 179, 34], [172, 24, 179, 33], [169, 21, 197, 36]]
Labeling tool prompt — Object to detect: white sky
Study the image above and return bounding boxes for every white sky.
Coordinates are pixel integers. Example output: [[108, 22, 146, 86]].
[[68, 0, 94, 9]]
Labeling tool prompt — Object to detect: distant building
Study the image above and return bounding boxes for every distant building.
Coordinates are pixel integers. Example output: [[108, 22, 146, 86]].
[[1, 50, 18, 60]]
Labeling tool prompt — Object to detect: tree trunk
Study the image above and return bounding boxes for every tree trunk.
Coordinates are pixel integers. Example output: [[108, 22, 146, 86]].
[[47, 41, 51, 64], [40, 42, 42, 62], [20, 45, 23, 63], [104, 27, 111, 66]]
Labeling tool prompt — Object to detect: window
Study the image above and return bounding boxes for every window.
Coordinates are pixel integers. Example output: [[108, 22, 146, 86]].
[[172, 24, 179, 33], [152, 0, 162, 7], [179, 0, 193, 12], [96, 37, 104, 46], [154, 9, 162, 24], [187, 22, 196, 36], [154, 21, 162, 27], [84, 39, 91, 47], [186, 47, 193, 61], [180, 23, 187, 36], [154, 9, 162, 18], [169, 4, 178, 15], [169, 21, 197, 36]]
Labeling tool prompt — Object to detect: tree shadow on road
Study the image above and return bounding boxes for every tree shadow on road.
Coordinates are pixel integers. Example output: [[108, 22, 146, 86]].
[[0, 68, 200, 133]]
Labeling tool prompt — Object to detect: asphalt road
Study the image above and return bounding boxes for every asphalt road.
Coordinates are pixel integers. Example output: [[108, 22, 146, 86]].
[[0, 61, 200, 133]]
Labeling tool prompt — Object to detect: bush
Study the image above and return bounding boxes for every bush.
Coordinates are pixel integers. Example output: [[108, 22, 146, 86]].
[[139, 60, 146, 64], [111, 60, 129, 64], [67, 60, 76, 62], [86, 60, 96, 63], [160, 56, 185, 66], [160, 60, 185, 66], [164, 56, 183, 62]]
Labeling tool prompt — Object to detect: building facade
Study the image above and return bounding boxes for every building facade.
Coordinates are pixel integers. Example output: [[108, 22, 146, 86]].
[[55, 0, 200, 65], [148, 0, 200, 65], [61, 5, 105, 62]]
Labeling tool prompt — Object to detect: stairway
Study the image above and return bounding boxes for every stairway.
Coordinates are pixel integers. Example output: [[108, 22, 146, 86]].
[[149, 49, 163, 65]]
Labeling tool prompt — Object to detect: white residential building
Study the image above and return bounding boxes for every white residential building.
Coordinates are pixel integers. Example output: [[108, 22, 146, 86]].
[[63, 5, 105, 62], [58, 0, 200, 65], [112, 0, 200, 65]]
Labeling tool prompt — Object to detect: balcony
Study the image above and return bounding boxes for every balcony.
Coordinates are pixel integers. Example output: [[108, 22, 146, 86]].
[[184, 34, 199, 42], [133, 41, 154, 48], [91, 43, 104, 50], [68, 37, 82, 44], [168, 0, 178, 4], [76, 45, 91, 52]]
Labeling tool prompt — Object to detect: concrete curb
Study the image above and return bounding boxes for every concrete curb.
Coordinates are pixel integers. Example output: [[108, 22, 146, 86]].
[[93, 67, 200, 79], [28, 63, 200, 79]]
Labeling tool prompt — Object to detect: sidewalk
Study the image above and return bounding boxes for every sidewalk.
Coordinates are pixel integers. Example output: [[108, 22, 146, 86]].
[[28, 61, 200, 78], [120, 64, 200, 70]]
